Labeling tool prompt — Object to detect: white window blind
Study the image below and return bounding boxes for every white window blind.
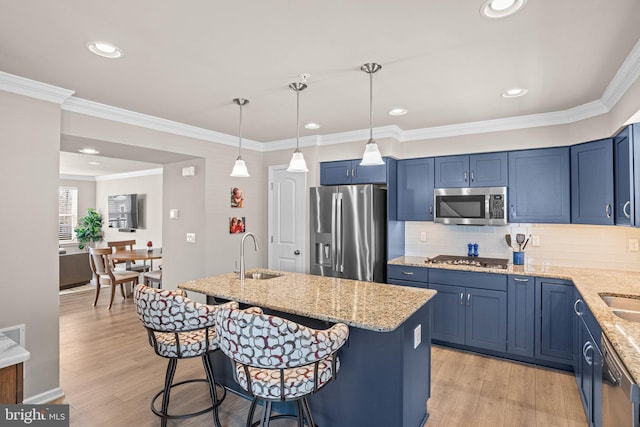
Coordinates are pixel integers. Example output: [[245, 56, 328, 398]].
[[59, 187, 78, 242]]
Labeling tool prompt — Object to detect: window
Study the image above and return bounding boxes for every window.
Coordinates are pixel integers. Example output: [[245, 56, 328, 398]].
[[58, 187, 78, 243]]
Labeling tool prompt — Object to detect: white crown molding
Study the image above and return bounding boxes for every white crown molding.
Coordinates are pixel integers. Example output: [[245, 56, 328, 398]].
[[0, 72, 74, 104], [94, 167, 163, 181], [601, 37, 640, 110], [61, 97, 263, 152], [59, 174, 97, 182]]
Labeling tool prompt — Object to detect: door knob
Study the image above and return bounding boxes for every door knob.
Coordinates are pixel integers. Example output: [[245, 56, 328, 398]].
[[294, 250, 301, 255]]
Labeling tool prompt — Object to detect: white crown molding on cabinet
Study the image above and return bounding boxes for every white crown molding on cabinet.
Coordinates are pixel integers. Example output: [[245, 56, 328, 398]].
[[59, 174, 96, 182], [2, 34, 639, 152], [94, 167, 163, 181], [0, 71, 74, 104]]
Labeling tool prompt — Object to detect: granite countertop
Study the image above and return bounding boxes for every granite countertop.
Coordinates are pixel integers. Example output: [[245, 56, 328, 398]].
[[179, 270, 436, 332], [389, 256, 640, 385], [0, 333, 30, 370]]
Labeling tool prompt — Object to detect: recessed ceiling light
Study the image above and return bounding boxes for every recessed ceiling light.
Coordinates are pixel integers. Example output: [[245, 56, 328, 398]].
[[304, 122, 320, 130], [480, 0, 526, 18], [88, 161, 101, 166], [502, 87, 528, 98], [78, 148, 100, 155], [86, 41, 123, 59], [388, 108, 408, 116]]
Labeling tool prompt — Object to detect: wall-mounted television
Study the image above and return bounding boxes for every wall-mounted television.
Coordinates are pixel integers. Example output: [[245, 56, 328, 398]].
[[108, 194, 145, 231]]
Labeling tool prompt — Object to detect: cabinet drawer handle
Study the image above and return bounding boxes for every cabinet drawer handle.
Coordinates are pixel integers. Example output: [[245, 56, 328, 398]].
[[624, 201, 631, 219], [470, 171, 475, 182], [574, 299, 583, 316], [466, 293, 471, 307], [605, 203, 612, 219], [464, 171, 468, 182], [429, 205, 433, 215], [459, 292, 464, 305], [513, 277, 529, 282], [582, 341, 593, 366], [401, 271, 414, 276], [352, 167, 356, 177], [346, 169, 350, 177]]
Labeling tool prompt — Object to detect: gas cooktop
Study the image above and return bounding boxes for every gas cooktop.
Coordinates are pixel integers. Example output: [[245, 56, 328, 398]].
[[427, 255, 509, 270]]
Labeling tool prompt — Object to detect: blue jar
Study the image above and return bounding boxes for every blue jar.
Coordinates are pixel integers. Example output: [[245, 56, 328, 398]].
[[473, 243, 479, 257], [467, 243, 473, 257]]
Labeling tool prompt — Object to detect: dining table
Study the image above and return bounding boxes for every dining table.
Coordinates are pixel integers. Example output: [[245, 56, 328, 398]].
[[109, 248, 162, 272]]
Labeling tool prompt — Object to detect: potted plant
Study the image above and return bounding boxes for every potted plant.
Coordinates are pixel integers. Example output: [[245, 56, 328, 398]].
[[74, 208, 104, 250]]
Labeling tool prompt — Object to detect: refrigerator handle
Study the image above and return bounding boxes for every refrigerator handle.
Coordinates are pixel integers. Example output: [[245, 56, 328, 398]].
[[336, 194, 344, 273], [331, 193, 338, 272]]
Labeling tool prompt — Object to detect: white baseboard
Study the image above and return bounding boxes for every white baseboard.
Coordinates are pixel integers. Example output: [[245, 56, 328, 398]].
[[23, 387, 65, 404]]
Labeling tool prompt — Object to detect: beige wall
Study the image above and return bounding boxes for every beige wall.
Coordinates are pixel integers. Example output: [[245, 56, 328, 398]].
[[0, 91, 61, 401], [96, 172, 163, 249]]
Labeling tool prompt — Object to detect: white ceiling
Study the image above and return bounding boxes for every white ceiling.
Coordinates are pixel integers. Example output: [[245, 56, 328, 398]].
[[2, 1, 640, 147]]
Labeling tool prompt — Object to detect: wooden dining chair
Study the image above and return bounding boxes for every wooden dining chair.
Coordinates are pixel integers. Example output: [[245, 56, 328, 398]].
[[89, 247, 140, 309], [107, 239, 148, 272]]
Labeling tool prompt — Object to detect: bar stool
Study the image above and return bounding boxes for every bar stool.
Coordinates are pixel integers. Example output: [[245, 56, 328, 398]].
[[215, 306, 349, 427], [134, 284, 236, 427]]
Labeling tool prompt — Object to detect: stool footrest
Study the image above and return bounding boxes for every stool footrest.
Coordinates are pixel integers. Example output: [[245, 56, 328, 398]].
[[151, 378, 227, 420]]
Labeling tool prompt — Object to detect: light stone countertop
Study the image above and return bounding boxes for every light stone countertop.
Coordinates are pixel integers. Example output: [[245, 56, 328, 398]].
[[0, 333, 29, 370], [389, 256, 640, 385], [179, 270, 436, 332]]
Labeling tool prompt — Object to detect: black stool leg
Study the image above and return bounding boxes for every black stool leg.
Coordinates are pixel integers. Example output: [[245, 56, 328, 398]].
[[295, 400, 305, 427], [160, 358, 178, 427], [302, 397, 316, 427], [202, 354, 224, 427], [260, 400, 272, 427], [246, 397, 259, 427]]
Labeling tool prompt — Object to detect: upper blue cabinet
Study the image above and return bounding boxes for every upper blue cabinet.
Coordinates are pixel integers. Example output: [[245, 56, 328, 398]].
[[508, 147, 571, 223], [571, 138, 614, 225], [320, 159, 388, 185], [397, 157, 435, 221], [434, 152, 507, 188], [614, 124, 639, 226]]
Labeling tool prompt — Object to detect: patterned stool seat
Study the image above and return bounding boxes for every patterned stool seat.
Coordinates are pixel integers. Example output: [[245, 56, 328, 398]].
[[135, 285, 237, 427], [216, 306, 349, 427]]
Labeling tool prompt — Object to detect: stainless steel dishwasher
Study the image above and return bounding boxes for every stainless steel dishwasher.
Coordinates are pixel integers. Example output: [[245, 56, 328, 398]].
[[601, 335, 640, 427]]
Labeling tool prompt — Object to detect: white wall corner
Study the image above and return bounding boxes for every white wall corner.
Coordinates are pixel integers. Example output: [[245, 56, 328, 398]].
[[0, 71, 74, 104]]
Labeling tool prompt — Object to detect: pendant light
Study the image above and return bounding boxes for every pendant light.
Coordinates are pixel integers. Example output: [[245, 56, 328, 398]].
[[360, 63, 385, 166], [287, 75, 309, 173], [230, 98, 250, 177]]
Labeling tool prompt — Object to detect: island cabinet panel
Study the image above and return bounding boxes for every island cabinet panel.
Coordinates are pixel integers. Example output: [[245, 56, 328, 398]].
[[535, 278, 574, 365], [429, 270, 507, 352], [320, 159, 389, 185], [507, 275, 535, 358], [434, 152, 507, 188], [508, 147, 571, 223], [570, 138, 614, 225], [0, 363, 23, 404], [397, 157, 435, 220]]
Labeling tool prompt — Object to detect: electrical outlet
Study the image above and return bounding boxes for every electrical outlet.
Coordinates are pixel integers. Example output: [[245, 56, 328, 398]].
[[413, 324, 422, 349], [532, 235, 541, 247], [629, 239, 639, 252], [420, 231, 427, 242], [186, 233, 196, 243]]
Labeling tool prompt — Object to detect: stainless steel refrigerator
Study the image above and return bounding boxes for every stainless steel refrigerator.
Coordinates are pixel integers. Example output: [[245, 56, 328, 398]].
[[310, 185, 386, 282]]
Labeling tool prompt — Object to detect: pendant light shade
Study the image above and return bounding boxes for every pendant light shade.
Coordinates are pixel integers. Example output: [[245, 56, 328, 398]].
[[230, 98, 250, 177], [287, 80, 309, 173], [360, 63, 385, 166]]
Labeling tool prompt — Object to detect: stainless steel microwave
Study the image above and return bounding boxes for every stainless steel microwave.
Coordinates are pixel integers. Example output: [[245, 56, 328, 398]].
[[433, 187, 508, 225]]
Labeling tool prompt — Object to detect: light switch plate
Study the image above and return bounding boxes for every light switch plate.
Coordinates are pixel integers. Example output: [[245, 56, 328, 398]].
[[186, 233, 196, 243], [420, 231, 427, 242], [532, 235, 541, 247], [413, 324, 421, 349], [629, 239, 639, 251], [169, 209, 179, 220]]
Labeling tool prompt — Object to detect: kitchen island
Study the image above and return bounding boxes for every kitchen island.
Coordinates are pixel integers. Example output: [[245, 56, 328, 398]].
[[180, 270, 437, 427]]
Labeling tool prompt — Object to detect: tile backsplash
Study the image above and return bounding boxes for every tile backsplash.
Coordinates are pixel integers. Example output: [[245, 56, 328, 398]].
[[405, 222, 640, 272]]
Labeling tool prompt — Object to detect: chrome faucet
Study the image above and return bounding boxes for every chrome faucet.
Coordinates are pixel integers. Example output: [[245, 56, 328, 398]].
[[239, 232, 259, 282]]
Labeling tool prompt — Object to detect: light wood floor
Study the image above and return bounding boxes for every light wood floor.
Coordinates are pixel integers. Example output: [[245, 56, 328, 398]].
[[59, 287, 586, 427]]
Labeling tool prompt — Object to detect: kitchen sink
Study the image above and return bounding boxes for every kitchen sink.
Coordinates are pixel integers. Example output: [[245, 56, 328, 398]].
[[599, 294, 640, 322], [246, 272, 282, 280]]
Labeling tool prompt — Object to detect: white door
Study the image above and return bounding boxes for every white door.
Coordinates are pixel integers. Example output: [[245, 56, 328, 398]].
[[268, 165, 306, 273]]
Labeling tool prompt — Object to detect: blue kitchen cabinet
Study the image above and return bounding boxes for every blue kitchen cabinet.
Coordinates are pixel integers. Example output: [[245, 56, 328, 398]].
[[573, 294, 602, 427], [430, 283, 466, 345], [320, 159, 388, 185], [535, 278, 574, 365], [387, 264, 429, 288], [434, 152, 507, 188], [397, 157, 435, 220], [508, 147, 571, 223], [614, 125, 636, 226], [507, 275, 535, 358], [571, 138, 614, 225], [429, 270, 507, 352]]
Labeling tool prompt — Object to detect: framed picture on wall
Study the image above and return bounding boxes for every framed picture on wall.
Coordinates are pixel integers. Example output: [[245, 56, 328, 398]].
[[229, 216, 246, 234], [231, 187, 244, 208]]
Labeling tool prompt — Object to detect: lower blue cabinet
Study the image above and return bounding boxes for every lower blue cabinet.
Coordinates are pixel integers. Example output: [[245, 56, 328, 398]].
[[430, 277, 507, 353], [535, 278, 574, 365], [507, 275, 535, 358]]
